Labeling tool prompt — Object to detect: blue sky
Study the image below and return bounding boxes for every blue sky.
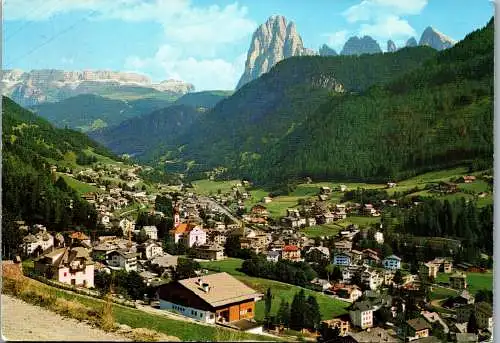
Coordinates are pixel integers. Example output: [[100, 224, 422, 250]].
[[3, 0, 494, 91]]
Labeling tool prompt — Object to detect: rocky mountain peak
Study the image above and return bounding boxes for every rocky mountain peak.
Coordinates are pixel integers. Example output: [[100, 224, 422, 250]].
[[1, 69, 194, 106], [419, 26, 456, 50], [406, 37, 418, 47], [319, 44, 338, 56], [236, 15, 312, 90], [387, 40, 397, 52], [340, 36, 382, 56]]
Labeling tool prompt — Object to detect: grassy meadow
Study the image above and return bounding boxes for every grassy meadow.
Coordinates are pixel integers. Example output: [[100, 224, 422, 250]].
[[200, 258, 350, 322]]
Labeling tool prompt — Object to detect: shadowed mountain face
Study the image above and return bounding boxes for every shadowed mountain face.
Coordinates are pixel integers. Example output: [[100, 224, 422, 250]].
[[340, 36, 382, 56], [319, 44, 338, 56]]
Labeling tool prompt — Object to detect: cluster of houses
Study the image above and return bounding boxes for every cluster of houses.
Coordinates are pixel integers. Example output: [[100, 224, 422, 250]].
[[12, 172, 493, 340]]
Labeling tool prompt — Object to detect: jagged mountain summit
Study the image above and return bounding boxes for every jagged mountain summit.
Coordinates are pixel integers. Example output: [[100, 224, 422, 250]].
[[319, 44, 338, 56], [340, 36, 382, 56], [1, 69, 195, 106], [387, 40, 397, 52], [419, 26, 457, 50], [406, 37, 418, 47], [236, 15, 315, 90]]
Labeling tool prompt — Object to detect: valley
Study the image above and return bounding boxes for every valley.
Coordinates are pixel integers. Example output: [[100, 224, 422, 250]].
[[2, 5, 495, 343]]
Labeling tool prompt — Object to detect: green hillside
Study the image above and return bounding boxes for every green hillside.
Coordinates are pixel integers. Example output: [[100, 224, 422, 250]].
[[173, 90, 233, 109], [89, 104, 202, 159], [158, 46, 437, 174], [32, 94, 173, 132], [247, 18, 493, 187], [2, 97, 119, 257]]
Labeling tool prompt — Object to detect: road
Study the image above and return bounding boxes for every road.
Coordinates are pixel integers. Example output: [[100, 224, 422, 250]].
[[1, 295, 130, 341], [200, 196, 242, 226]]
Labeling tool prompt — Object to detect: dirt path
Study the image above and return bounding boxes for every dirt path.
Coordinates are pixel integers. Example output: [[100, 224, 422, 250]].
[[1, 295, 131, 341]]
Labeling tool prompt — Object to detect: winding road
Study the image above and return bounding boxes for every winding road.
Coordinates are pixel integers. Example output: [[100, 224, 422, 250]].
[[199, 196, 242, 226]]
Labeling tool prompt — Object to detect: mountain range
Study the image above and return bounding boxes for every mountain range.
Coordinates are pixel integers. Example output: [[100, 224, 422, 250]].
[[88, 17, 492, 188], [238, 15, 457, 87], [1, 69, 195, 107], [30, 90, 231, 133]]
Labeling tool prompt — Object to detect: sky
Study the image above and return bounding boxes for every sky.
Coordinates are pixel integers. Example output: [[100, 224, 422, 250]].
[[3, 0, 495, 91]]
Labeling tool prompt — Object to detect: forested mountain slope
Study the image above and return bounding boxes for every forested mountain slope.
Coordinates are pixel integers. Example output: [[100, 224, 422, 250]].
[[247, 18, 493, 186], [31, 94, 173, 132], [2, 97, 117, 245], [89, 105, 203, 158], [156, 46, 437, 173]]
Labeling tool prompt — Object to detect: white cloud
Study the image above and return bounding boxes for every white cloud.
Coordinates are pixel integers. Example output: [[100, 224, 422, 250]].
[[5, 0, 256, 90], [340, 0, 428, 50], [125, 45, 246, 90], [360, 16, 416, 40], [322, 30, 349, 52], [343, 0, 428, 23]]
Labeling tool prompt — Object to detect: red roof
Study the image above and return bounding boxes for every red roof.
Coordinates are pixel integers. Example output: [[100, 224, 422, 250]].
[[283, 245, 299, 252], [70, 231, 89, 240]]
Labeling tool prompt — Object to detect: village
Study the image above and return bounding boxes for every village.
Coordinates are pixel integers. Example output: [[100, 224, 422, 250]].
[[10, 163, 494, 343]]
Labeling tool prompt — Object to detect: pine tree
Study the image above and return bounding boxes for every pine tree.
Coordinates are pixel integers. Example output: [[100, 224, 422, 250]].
[[264, 288, 273, 327], [276, 299, 290, 328], [290, 290, 307, 330], [305, 295, 321, 330]]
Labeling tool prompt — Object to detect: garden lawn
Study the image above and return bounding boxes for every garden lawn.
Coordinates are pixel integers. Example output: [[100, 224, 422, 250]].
[[429, 286, 458, 300], [300, 224, 344, 238], [200, 258, 246, 276], [435, 272, 493, 294], [339, 216, 381, 227]]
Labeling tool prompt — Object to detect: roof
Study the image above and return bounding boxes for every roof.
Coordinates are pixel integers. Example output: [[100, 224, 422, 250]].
[[407, 317, 431, 331], [109, 250, 139, 259], [348, 327, 400, 343], [172, 223, 190, 234], [150, 254, 178, 267], [39, 246, 92, 267], [475, 302, 492, 316], [70, 232, 90, 240], [267, 251, 280, 257], [384, 255, 401, 261], [456, 333, 478, 342], [283, 245, 299, 252], [350, 301, 373, 312], [178, 272, 261, 308]]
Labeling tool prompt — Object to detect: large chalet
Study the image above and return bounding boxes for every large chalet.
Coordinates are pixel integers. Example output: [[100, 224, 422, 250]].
[[157, 272, 262, 328]]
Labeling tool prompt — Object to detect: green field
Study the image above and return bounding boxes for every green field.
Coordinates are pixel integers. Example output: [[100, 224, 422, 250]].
[[58, 174, 101, 195], [458, 180, 491, 193], [192, 179, 241, 196], [435, 272, 493, 294], [200, 258, 350, 322], [200, 258, 246, 276], [429, 286, 458, 300], [300, 224, 344, 238]]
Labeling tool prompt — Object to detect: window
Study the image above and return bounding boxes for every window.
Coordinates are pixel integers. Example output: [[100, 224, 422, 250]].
[[247, 308, 252, 313], [64, 272, 67, 277]]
